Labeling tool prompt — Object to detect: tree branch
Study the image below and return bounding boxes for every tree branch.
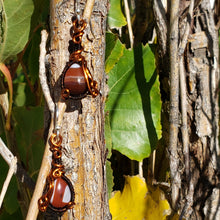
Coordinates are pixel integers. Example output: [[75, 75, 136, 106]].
[[0, 153, 17, 208], [169, 0, 181, 210], [39, 30, 54, 113], [0, 137, 35, 209], [83, 0, 95, 21], [26, 29, 68, 220], [153, 0, 168, 55], [0, 138, 17, 209], [124, 0, 134, 48]]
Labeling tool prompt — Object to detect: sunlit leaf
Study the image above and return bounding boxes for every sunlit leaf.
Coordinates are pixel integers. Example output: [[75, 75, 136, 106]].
[[105, 33, 124, 73], [107, 0, 127, 28], [109, 175, 171, 220], [0, 0, 34, 62], [105, 43, 161, 161]]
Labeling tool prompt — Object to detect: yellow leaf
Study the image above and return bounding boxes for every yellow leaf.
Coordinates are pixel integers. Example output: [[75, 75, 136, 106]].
[[109, 175, 171, 220]]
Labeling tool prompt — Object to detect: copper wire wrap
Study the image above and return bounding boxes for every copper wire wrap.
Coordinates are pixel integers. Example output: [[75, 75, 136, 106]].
[[62, 17, 99, 99], [38, 133, 74, 213]]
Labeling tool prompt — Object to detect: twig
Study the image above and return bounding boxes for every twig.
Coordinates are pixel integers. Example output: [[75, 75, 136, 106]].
[[179, 56, 189, 178], [153, 0, 168, 55], [0, 138, 17, 208], [39, 30, 55, 113], [179, 0, 194, 182], [26, 30, 67, 220], [138, 161, 143, 178], [152, 149, 156, 182], [179, 0, 195, 56], [169, 0, 181, 210], [26, 30, 52, 220], [0, 137, 35, 192], [26, 102, 66, 220], [124, 0, 134, 48], [83, 0, 95, 22], [26, 120, 54, 220], [178, 2, 195, 217], [0, 138, 14, 166]]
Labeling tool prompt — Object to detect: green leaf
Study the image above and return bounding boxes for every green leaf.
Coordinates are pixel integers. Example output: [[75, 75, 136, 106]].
[[31, 0, 50, 31], [105, 112, 113, 159], [106, 160, 114, 198], [108, 0, 127, 29], [14, 82, 26, 107], [13, 106, 44, 175], [105, 43, 161, 161], [0, 207, 22, 220], [105, 33, 124, 74], [27, 28, 41, 84], [0, 0, 34, 62], [3, 176, 19, 214]]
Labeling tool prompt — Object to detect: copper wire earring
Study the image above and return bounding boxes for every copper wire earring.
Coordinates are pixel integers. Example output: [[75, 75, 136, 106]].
[[61, 16, 99, 99], [38, 109, 75, 214], [38, 14, 99, 215]]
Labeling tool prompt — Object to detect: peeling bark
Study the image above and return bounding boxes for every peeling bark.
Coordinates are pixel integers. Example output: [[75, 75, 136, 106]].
[[153, 0, 220, 219]]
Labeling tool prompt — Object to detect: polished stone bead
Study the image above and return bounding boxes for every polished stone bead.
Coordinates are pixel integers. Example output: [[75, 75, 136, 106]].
[[50, 177, 71, 208], [63, 63, 87, 96]]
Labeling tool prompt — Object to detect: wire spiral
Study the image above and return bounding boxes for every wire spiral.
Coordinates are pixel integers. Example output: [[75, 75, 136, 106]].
[[62, 16, 99, 99]]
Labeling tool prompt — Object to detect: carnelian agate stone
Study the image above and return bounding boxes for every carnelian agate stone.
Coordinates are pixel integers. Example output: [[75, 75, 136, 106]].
[[63, 63, 87, 96], [50, 177, 71, 208]]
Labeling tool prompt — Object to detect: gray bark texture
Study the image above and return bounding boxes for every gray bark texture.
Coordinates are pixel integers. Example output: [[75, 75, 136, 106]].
[[153, 0, 220, 219], [47, 0, 111, 219]]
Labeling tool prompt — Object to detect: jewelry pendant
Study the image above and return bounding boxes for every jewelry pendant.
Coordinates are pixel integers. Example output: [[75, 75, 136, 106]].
[[38, 133, 75, 214], [61, 16, 99, 99]]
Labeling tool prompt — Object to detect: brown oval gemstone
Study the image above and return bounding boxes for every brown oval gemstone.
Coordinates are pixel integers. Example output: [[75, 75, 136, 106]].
[[63, 63, 87, 96], [50, 177, 71, 208]]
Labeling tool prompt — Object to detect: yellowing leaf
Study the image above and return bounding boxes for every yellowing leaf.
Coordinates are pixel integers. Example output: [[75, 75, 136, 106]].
[[109, 175, 171, 220]]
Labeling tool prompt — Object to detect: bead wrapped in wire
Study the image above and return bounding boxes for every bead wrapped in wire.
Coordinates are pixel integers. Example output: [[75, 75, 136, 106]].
[[38, 133, 75, 213], [61, 16, 99, 99]]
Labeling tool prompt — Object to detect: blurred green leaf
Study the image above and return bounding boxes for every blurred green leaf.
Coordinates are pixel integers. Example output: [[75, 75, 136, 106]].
[[0, 206, 22, 220], [0, 0, 34, 62], [14, 82, 26, 107], [31, 0, 50, 31], [3, 176, 19, 214], [105, 43, 161, 161], [27, 28, 41, 84], [108, 0, 127, 29], [13, 106, 44, 175]]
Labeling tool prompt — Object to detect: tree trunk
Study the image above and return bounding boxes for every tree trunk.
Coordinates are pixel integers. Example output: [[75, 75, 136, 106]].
[[47, 0, 110, 219], [153, 0, 220, 219]]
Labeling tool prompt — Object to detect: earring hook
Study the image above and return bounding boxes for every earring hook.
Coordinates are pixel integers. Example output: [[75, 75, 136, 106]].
[[54, 104, 60, 137]]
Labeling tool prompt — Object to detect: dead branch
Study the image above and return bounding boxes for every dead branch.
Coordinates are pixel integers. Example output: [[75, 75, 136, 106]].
[[83, 0, 95, 21], [153, 0, 168, 55], [169, 0, 181, 210], [39, 30, 54, 113], [124, 0, 134, 48]]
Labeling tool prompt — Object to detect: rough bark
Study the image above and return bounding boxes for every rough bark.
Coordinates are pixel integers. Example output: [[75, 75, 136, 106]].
[[153, 0, 219, 219], [46, 0, 110, 219]]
